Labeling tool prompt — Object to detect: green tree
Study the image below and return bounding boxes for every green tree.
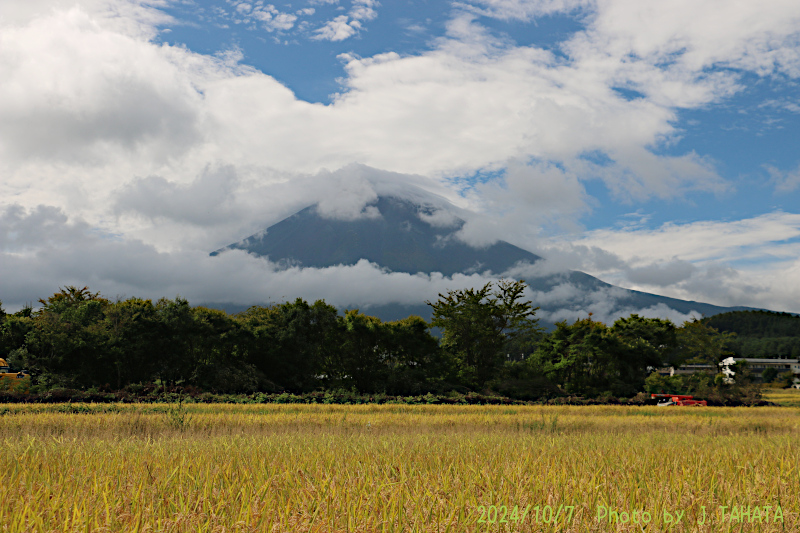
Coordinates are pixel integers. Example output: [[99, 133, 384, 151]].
[[531, 314, 678, 397], [607, 315, 678, 395], [190, 306, 255, 393], [427, 279, 542, 388], [383, 315, 448, 394], [152, 297, 204, 388], [24, 286, 111, 388], [531, 316, 614, 395], [761, 366, 780, 384], [329, 312, 447, 394], [335, 310, 389, 393], [1, 305, 34, 374], [675, 318, 735, 364], [238, 298, 340, 392], [102, 298, 160, 389]]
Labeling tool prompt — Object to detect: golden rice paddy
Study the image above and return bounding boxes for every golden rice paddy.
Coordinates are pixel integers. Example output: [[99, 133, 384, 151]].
[[1, 403, 798, 532], [762, 386, 800, 407]]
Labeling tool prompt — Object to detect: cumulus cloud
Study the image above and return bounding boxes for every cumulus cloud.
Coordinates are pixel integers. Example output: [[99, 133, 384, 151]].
[[314, 168, 380, 219], [115, 165, 242, 227], [0, 5, 201, 166], [350, 0, 378, 22], [575, 212, 800, 264], [0, 204, 88, 254], [5, 0, 798, 206], [312, 15, 358, 41], [453, 160, 591, 248], [538, 292, 702, 327], [312, 0, 378, 41], [558, 212, 800, 312], [417, 208, 461, 229], [297, 164, 465, 223], [220, 1, 299, 32], [766, 163, 800, 193], [584, 0, 800, 80], [110, 164, 466, 251]]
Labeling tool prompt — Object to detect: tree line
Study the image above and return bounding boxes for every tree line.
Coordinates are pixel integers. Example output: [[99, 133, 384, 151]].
[[0, 282, 750, 399], [704, 310, 800, 358]]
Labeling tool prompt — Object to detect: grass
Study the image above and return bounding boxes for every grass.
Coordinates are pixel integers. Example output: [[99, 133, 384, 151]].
[[1, 403, 798, 532], [763, 386, 800, 407]]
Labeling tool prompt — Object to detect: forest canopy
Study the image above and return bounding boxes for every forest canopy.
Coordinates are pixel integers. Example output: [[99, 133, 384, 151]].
[[0, 285, 784, 399], [703, 310, 800, 358]]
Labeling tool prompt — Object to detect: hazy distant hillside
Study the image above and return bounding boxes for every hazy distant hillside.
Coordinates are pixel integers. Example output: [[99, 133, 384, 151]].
[[705, 310, 800, 358]]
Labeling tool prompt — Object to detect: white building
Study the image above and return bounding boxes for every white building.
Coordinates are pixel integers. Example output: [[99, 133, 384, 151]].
[[657, 358, 800, 387]]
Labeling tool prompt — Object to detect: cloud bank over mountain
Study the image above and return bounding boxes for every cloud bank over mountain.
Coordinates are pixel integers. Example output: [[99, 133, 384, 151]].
[[1, 0, 800, 316], [2, 194, 716, 327]]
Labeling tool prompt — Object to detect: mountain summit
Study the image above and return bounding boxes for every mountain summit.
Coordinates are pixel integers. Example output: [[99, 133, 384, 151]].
[[212, 196, 540, 276]]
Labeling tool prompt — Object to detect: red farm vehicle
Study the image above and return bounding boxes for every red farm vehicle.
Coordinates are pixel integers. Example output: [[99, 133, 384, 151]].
[[651, 393, 707, 406]]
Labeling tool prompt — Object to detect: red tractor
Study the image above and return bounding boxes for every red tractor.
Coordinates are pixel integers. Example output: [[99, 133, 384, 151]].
[[651, 393, 707, 406]]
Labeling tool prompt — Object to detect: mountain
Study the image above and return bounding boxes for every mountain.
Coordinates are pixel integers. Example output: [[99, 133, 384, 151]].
[[211, 195, 755, 323], [212, 196, 539, 276]]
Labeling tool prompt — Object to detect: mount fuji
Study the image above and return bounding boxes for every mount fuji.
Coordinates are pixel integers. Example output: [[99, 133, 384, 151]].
[[210, 192, 754, 324]]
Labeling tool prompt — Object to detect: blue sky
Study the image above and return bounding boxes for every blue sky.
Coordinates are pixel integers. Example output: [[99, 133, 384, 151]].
[[155, 0, 457, 104], [1, 0, 799, 318]]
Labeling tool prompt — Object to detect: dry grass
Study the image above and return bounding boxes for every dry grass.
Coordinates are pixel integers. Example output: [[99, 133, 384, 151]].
[[1, 403, 798, 532], [763, 387, 800, 407]]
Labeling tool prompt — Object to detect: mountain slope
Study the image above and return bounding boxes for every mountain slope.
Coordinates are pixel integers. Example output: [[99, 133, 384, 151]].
[[704, 310, 800, 357]]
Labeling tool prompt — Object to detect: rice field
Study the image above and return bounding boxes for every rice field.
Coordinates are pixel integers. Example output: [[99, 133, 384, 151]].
[[1, 403, 798, 532], [763, 386, 800, 407]]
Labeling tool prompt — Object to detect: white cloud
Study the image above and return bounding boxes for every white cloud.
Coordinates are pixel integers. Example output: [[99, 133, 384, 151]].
[[312, 14, 359, 41], [115, 165, 242, 227], [0, 203, 514, 312], [766, 163, 800, 193], [263, 12, 298, 32], [625, 260, 696, 287], [223, 1, 299, 31], [314, 168, 380, 220], [0, 0, 173, 40], [417, 208, 461, 229], [540, 297, 702, 327], [558, 212, 800, 312], [312, 0, 378, 40], [452, 160, 591, 248], [350, 0, 378, 21], [6, 0, 797, 203], [110, 164, 465, 251], [0, 5, 202, 166], [463, 0, 800, 83], [575, 212, 800, 264]]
